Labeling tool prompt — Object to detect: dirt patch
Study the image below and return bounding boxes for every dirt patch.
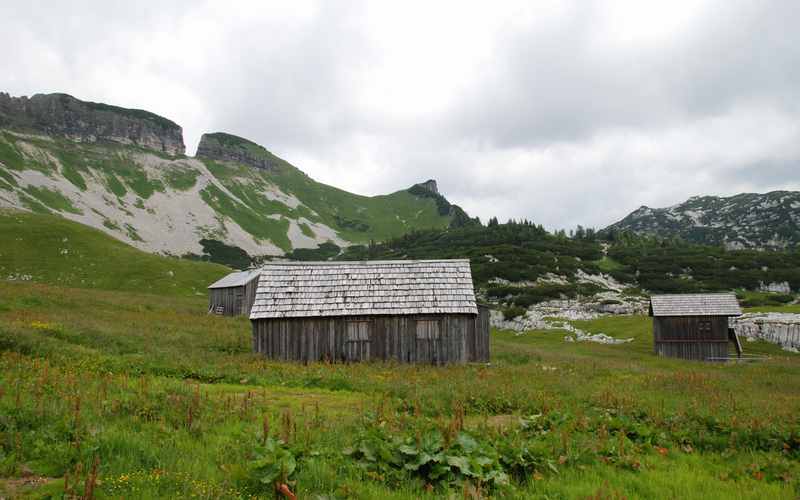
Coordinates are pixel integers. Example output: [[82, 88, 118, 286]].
[[466, 414, 519, 430], [0, 473, 57, 498]]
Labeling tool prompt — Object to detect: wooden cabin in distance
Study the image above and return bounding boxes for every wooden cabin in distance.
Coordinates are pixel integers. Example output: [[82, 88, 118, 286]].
[[208, 270, 260, 316], [649, 293, 743, 361], [250, 259, 490, 364]]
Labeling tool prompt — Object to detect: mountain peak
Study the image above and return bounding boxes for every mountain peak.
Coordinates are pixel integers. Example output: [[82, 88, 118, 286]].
[[606, 191, 800, 249], [0, 92, 184, 155], [196, 132, 278, 171], [418, 179, 438, 194]]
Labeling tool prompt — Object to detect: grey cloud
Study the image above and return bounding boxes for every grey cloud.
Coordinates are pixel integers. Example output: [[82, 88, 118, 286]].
[[1, 0, 799, 231], [450, 2, 800, 149]]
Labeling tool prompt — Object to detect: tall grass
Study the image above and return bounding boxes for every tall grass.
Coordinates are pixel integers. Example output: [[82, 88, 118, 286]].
[[0, 281, 799, 498]]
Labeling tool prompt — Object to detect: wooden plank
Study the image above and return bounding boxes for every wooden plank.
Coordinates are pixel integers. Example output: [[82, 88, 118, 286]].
[[251, 313, 480, 364]]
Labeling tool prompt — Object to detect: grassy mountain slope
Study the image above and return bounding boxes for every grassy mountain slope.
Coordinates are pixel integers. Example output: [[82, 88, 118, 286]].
[[0, 210, 230, 296], [0, 128, 456, 263], [198, 145, 452, 246]]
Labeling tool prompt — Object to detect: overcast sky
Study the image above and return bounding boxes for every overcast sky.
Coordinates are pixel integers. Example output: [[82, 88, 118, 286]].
[[2, 0, 799, 229]]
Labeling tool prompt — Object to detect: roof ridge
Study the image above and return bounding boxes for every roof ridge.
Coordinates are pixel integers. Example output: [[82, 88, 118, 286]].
[[651, 292, 737, 296], [261, 259, 471, 266], [207, 269, 260, 289]]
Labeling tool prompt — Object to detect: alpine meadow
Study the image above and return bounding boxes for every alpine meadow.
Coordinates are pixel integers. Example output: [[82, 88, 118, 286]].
[[3, 1, 800, 499]]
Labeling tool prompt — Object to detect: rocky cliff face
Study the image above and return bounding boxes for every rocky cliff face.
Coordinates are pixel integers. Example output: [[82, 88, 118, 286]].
[[418, 179, 438, 194], [196, 132, 278, 171], [0, 92, 185, 156], [407, 179, 478, 228], [606, 191, 800, 249]]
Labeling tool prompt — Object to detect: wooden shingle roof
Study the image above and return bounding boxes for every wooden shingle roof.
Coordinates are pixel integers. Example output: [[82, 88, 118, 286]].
[[208, 270, 260, 289], [649, 293, 742, 317], [250, 259, 478, 319]]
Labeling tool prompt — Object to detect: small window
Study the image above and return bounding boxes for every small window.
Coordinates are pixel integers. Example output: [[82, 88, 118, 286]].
[[346, 320, 371, 342], [416, 320, 441, 340], [345, 320, 371, 362], [698, 320, 712, 335]]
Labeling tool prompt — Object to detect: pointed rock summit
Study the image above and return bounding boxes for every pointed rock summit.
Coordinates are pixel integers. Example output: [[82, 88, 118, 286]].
[[418, 179, 438, 194]]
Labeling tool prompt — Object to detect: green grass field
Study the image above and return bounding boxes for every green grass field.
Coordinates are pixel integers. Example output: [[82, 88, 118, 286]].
[[0, 210, 799, 498], [0, 210, 230, 297], [0, 280, 798, 498]]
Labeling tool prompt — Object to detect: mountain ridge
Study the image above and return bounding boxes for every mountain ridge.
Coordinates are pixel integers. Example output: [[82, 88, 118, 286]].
[[0, 92, 185, 155], [0, 92, 466, 264], [605, 190, 800, 249]]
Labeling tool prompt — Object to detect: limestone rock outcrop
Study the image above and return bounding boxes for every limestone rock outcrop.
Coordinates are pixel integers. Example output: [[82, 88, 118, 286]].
[[418, 179, 439, 194], [0, 92, 185, 156], [733, 313, 800, 352], [606, 190, 800, 249], [759, 281, 791, 294], [195, 132, 279, 171]]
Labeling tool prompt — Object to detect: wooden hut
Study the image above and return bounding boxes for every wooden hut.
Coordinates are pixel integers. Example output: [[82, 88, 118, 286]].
[[208, 270, 260, 316], [649, 293, 743, 361], [250, 259, 489, 364]]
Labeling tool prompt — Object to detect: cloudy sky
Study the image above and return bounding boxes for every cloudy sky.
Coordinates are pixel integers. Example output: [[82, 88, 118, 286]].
[[2, 0, 799, 229]]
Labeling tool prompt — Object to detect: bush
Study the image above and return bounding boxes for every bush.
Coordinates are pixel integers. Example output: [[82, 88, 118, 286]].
[[344, 427, 510, 492], [501, 306, 526, 321], [770, 293, 795, 304], [740, 293, 796, 307]]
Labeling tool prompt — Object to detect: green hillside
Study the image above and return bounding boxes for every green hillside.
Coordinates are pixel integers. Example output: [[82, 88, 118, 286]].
[[196, 131, 457, 244], [199, 155, 452, 248], [0, 210, 230, 296], [0, 129, 458, 260]]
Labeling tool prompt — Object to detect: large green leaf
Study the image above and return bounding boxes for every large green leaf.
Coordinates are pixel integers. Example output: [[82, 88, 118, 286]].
[[446, 455, 472, 475], [456, 433, 479, 453]]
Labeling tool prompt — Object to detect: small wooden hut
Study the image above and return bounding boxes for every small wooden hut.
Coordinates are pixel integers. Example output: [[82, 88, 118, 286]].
[[649, 293, 743, 361], [208, 270, 260, 316], [250, 259, 489, 364]]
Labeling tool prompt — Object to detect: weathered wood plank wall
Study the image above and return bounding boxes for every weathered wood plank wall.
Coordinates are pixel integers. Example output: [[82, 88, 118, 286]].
[[242, 277, 259, 316], [467, 305, 490, 362], [252, 311, 490, 364], [209, 287, 243, 316], [653, 316, 730, 360], [209, 276, 260, 317]]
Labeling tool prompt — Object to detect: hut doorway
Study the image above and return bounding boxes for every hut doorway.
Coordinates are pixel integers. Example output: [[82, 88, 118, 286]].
[[345, 320, 372, 361], [416, 319, 442, 364]]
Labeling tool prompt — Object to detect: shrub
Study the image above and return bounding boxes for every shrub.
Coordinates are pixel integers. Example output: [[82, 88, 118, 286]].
[[249, 437, 297, 492], [501, 306, 526, 321], [344, 427, 510, 491], [770, 293, 795, 304]]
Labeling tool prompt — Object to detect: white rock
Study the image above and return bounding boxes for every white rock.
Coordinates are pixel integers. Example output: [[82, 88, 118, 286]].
[[733, 313, 800, 351], [758, 281, 792, 294]]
